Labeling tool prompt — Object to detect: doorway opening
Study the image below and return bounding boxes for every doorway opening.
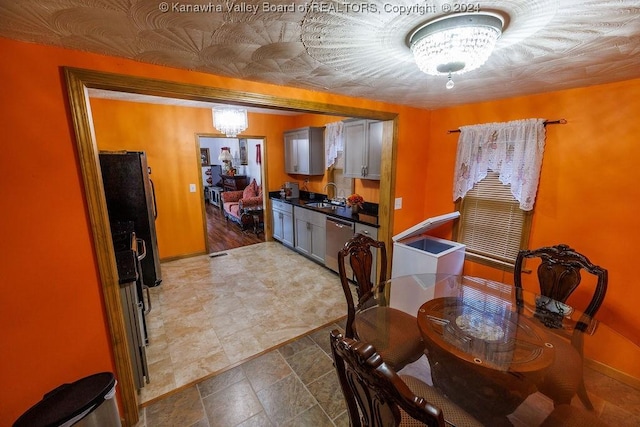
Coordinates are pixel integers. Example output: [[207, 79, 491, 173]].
[[198, 135, 266, 253], [65, 67, 398, 426]]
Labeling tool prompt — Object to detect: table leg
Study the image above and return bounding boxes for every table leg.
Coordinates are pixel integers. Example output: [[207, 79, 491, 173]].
[[251, 213, 262, 235]]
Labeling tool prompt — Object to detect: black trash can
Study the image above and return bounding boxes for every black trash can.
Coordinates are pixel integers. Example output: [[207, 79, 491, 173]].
[[13, 372, 121, 427]]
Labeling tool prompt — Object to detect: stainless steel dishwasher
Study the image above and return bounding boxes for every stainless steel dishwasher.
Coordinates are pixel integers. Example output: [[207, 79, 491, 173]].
[[325, 216, 355, 274]]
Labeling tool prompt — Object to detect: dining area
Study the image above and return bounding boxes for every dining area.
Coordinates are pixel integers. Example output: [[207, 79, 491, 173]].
[[333, 236, 640, 426]]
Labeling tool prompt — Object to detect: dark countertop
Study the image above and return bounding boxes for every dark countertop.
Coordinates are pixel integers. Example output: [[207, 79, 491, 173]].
[[269, 191, 379, 227], [115, 249, 138, 285]]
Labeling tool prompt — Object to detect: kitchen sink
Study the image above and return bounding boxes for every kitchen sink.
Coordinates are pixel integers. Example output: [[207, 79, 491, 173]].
[[305, 202, 335, 208]]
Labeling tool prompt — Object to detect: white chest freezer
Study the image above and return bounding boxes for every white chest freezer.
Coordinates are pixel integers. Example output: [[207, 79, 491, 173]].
[[391, 212, 465, 279]]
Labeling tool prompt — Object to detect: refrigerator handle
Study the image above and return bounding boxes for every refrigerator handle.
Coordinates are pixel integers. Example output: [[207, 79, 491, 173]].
[[150, 178, 158, 219], [143, 285, 152, 314], [136, 238, 147, 261]]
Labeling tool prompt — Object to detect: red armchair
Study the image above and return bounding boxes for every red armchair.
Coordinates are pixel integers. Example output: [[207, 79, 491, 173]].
[[221, 179, 263, 224]]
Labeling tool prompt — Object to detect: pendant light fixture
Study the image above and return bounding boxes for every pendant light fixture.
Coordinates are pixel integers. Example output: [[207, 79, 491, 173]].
[[212, 107, 248, 137], [409, 13, 503, 88]]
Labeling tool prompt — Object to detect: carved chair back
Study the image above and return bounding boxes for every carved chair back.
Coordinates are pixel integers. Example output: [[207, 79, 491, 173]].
[[330, 330, 445, 427], [514, 244, 608, 322], [338, 233, 387, 338]]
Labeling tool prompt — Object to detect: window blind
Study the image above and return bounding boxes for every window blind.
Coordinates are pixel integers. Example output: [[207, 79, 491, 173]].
[[458, 172, 526, 264]]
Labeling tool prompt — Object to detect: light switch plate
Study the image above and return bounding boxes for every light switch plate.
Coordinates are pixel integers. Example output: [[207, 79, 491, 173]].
[[189, 183, 197, 193], [394, 197, 402, 209]]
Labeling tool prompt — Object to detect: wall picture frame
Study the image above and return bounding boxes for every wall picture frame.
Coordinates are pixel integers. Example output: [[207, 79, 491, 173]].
[[200, 148, 210, 166], [239, 138, 248, 165]]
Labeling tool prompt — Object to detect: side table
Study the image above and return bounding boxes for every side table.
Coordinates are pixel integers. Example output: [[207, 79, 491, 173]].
[[240, 206, 264, 235], [210, 186, 224, 210]]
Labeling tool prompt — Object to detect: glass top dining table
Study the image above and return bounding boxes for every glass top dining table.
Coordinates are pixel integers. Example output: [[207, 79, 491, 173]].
[[358, 273, 640, 426]]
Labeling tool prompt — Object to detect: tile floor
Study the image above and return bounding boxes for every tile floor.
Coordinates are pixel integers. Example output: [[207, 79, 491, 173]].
[[140, 242, 347, 404], [133, 241, 640, 426], [135, 326, 640, 427], [135, 321, 349, 427]]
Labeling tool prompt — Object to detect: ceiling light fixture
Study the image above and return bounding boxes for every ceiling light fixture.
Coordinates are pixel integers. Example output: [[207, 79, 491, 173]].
[[213, 107, 248, 137], [409, 13, 503, 88]]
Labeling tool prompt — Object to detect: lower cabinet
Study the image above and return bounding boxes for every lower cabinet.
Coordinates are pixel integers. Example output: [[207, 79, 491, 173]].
[[272, 199, 378, 271], [272, 199, 294, 247], [294, 206, 326, 263]]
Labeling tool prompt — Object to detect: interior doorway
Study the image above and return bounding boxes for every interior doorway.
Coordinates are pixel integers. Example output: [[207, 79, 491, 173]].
[[66, 67, 398, 425], [198, 135, 266, 253]]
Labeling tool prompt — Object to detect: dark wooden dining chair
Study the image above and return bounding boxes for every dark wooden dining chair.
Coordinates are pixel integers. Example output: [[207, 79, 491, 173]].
[[330, 329, 483, 427], [338, 233, 424, 371], [514, 244, 608, 321], [514, 243, 608, 410]]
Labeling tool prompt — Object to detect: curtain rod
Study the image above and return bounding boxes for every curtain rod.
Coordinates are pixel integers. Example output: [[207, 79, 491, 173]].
[[447, 119, 567, 134]]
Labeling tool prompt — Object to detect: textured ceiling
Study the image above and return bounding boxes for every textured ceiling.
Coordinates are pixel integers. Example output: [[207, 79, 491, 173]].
[[1, 0, 639, 109]]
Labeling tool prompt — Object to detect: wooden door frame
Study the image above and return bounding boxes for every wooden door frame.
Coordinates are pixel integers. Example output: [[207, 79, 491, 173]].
[[64, 66, 398, 426]]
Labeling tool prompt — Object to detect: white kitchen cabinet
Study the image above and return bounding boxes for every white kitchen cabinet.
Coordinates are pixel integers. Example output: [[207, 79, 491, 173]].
[[294, 206, 326, 263], [355, 222, 379, 283], [284, 127, 325, 175], [272, 199, 294, 247], [343, 119, 383, 180]]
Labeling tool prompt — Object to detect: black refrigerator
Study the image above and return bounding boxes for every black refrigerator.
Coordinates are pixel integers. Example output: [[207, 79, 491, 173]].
[[99, 151, 162, 288]]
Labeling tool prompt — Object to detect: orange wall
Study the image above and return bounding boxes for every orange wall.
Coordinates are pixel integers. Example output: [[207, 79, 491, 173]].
[[426, 79, 640, 344], [0, 37, 429, 425], [2, 34, 637, 424], [91, 100, 302, 258], [92, 103, 370, 258]]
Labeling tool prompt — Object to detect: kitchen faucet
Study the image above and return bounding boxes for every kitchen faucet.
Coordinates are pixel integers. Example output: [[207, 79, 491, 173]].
[[323, 182, 338, 201]]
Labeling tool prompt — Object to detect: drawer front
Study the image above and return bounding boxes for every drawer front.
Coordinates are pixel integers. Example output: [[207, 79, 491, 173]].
[[272, 199, 293, 214], [295, 206, 327, 227]]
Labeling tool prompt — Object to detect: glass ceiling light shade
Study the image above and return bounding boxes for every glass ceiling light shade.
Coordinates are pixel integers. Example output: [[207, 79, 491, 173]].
[[409, 13, 503, 78], [213, 107, 248, 137]]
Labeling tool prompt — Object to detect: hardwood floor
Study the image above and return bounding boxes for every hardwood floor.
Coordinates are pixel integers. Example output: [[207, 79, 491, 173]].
[[205, 201, 264, 253]]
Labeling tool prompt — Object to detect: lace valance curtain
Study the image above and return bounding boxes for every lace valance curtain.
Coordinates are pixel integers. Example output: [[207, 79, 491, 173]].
[[453, 118, 546, 211], [325, 121, 344, 168]]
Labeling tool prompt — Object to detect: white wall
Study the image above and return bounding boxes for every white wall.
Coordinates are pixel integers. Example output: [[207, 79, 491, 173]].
[[199, 136, 264, 187], [245, 138, 263, 186]]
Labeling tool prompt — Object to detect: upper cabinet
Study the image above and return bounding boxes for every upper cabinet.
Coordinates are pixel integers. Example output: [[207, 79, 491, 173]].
[[284, 127, 325, 175], [343, 119, 383, 180]]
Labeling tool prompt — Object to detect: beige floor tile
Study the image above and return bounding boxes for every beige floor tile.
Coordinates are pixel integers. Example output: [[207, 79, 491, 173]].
[[140, 242, 346, 404], [173, 349, 231, 387], [220, 327, 270, 364]]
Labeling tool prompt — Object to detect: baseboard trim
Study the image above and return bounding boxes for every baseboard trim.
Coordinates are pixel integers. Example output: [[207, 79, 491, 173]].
[[585, 358, 640, 391], [160, 250, 208, 262]]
